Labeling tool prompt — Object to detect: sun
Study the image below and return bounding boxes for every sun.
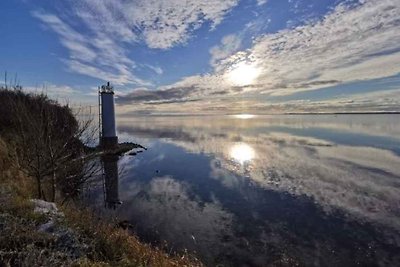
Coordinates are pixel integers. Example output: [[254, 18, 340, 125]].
[[226, 62, 261, 86], [230, 143, 255, 165]]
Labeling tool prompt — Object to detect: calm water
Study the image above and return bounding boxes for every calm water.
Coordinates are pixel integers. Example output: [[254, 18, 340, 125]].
[[87, 115, 400, 266]]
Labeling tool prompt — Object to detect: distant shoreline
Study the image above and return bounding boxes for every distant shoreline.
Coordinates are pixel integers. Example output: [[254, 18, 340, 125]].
[[283, 112, 400, 115], [119, 112, 400, 117]]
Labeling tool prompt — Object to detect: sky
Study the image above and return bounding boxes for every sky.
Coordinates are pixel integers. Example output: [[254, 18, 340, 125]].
[[1, 0, 399, 114]]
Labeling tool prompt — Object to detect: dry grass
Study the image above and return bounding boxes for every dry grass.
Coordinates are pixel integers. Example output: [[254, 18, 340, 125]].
[[62, 205, 202, 267], [0, 137, 203, 267], [0, 187, 67, 266], [0, 190, 202, 267]]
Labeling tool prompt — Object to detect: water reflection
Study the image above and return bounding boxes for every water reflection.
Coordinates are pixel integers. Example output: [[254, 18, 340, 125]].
[[88, 115, 400, 266], [229, 143, 255, 165], [101, 154, 121, 209], [233, 114, 256, 119]]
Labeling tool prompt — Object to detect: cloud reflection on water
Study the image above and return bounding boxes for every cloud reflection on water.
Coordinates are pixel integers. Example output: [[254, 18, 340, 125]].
[[112, 115, 400, 266]]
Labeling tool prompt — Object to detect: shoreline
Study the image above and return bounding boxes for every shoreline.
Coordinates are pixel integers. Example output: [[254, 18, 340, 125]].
[[118, 112, 400, 118]]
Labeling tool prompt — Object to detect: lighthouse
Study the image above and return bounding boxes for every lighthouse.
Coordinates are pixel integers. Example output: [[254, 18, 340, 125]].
[[99, 82, 118, 149], [98, 82, 121, 209]]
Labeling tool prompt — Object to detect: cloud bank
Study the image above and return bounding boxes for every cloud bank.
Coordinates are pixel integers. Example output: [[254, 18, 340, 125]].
[[30, 0, 400, 113], [119, 0, 400, 112]]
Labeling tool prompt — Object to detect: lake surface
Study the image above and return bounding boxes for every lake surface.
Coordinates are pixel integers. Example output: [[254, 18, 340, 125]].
[[86, 115, 400, 266]]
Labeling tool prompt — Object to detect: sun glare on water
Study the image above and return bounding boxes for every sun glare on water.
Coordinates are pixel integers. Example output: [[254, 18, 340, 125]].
[[230, 143, 255, 165], [234, 114, 256, 119], [227, 62, 261, 86]]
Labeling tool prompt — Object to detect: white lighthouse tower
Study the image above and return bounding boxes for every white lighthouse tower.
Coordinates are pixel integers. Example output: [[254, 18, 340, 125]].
[[99, 82, 118, 149]]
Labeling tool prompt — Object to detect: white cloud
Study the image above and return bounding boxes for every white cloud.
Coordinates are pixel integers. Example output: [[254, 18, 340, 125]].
[[136, 0, 239, 49], [31, 0, 400, 113], [72, 0, 239, 49], [257, 0, 268, 6], [126, 0, 400, 108], [143, 64, 164, 75], [32, 10, 148, 86], [32, 0, 238, 86], [210, 34, 242, 66], [31, 11, 96, 62], [228, 0, 400, 94]]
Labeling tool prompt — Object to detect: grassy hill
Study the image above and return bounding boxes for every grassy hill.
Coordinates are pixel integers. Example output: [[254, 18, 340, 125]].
[[0, 87, 201, 267]]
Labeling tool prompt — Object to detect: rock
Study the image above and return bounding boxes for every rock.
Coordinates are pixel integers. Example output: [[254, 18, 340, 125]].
[[38, 220, 56, 233], [30, 199, 64, 217], [29, 199, 87, 260], [32, 199, 64, 234]]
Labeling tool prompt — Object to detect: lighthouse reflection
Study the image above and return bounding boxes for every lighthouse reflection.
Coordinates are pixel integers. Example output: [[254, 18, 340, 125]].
[[101, 154, 121, 209]]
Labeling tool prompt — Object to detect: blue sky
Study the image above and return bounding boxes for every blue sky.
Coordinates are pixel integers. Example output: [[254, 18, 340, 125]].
[[1, 0, 399, 114]]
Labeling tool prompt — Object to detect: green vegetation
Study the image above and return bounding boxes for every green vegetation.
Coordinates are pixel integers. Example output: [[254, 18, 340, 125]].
[[0, 87, 202, 266]]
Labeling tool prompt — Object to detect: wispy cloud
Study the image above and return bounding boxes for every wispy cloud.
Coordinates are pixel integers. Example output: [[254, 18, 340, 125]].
[[119, 0, 400, 110], [140, 64, 164, 75], [72, 0, 239, 49], [29, 0, 400, 113], [32, 0, 239, 86], [32, 10, 148, 86], [125, 0, 239, 49], [223, 0, 400, 94], [256, 0, 268, 6], [210, 34, 242, 67]]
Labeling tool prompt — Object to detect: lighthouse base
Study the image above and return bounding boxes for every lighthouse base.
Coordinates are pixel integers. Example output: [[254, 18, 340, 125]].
[[101, 136, 118, 150]]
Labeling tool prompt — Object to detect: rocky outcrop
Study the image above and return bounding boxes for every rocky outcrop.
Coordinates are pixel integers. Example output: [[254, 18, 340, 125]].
[[30, 199, 87, 260]]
